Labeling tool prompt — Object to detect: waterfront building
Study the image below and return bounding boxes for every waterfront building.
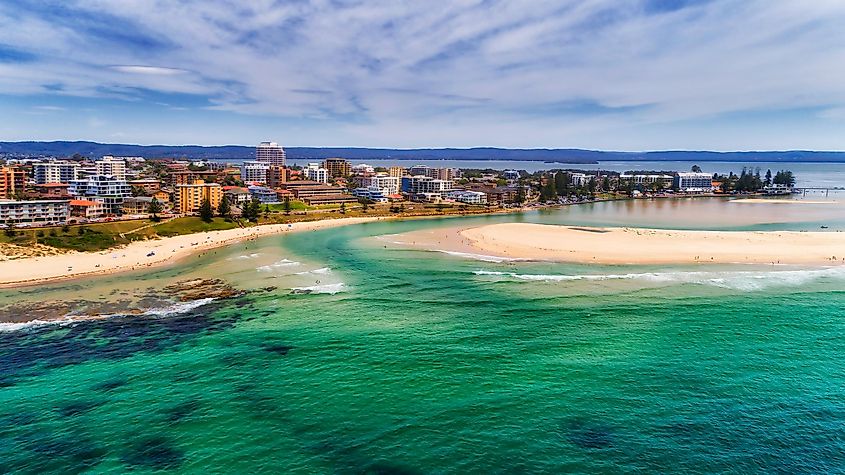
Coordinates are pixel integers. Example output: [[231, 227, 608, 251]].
[[352, 186, 389, 202], [569, 173, 591, 186], [361, 175, 400, 195], [69, 199, 105, 220], [68, 175, 132, 215], [223, 186, 251, 205], [128, 179, 162, 194], [267, 165, 288, 188], [282, 181, 356, 205], [174, 181, 223, 214], [241, 161, 270, 184], [674, 172, 715, 192], [305, 163, 330, 183], [95, 156, 127, 180], [620, 174, 674, 189], [0, 166, 26, 199], [323, 158, 352, 178], [122, 197, 154, 215], [388, 166, 405, 178], [401, 176, 453, 199], [447, 190, 487, 205], [248, 185, 280, 204], [0, 199, 69, 226], [33, 161, 79, 184], [256, 141, 286, 166], [503, 170, 520, 181]]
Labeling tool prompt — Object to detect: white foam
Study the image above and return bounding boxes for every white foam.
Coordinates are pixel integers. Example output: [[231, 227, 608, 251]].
[[435, 250, 529, 263], [257, 259, 301, 272], [290, 283, 347, 295], [295, 267, 332, 276], [0, 298, 217, 333], [474, 267, 845, 291], [229, 253, 261, 260]]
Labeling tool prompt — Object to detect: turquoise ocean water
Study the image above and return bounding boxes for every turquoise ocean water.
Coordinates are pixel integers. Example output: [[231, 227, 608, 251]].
[[2, 198, 845, 473]]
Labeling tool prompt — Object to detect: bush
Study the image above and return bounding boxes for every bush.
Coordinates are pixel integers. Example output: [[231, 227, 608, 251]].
[[78, 227, 86, 236], [61, 225, 70, 233], [36, 230, 45, 237], [49, 229, 57, 237]]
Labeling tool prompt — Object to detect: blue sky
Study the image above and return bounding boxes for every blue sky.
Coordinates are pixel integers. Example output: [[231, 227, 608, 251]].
[[1, 0, 844, 150]]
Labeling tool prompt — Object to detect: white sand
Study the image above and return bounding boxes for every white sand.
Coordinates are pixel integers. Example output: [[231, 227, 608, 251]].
[[457, 223, 845, 265], [0, 217, 382, 287], [731, 198, 837, 204]]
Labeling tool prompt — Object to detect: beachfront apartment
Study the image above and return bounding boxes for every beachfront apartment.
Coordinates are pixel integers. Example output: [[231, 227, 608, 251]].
[[401, 175, 453, 200], [0, 166, 26, 199], [128, 179, 162, 194], [256, 141, 286, 167], [361, 175, 400, 195], [223, 187, 251, 205], [447, 190, 487, 205], [620, 173, 675, 189], [174, 181, 223, 214], [68, 175, 132, 216], [122, 197, 154, 215], [241, 161, 270, 185], [69, 199, 105, 220], [267, 165, 288, 188], [95, 156, 127, 180], [0, 199, 69, 226], [323, 158, 352, 178], [33, 161, 79, 184], [674, 172, 715, 193], [352, 186, 389, 202], [305, 163, 330, 183], [248, 185, 279, 204]]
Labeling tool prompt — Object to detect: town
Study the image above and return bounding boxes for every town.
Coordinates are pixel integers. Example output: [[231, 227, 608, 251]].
[[0, 141, 796, 244]]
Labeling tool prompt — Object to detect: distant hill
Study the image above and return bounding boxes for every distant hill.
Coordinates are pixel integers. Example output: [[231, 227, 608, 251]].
[[2, 141, 845, 163]]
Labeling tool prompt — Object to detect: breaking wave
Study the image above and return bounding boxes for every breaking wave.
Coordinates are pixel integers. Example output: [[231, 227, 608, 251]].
[[435, 250, 530, 263], [257, 259, 301, 272], [0, 298, 217, 333], [229, 253, 261, 260], [474, 267, 845, 291], [295, 267, 332, 275], [290, 283, 347, 295]]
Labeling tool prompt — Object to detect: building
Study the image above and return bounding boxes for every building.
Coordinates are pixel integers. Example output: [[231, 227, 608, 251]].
[[388, 166, 405, 178], [323, 158, 352, 178], [401, 176, 452, 199], [408, 165, 431, 177], [0, 200, 69, 226], [267, 165, 288, 188], [241, 161, 270, 184], [361, 175, 400, 195], [352, 187, 389, 202], [69, 199, 105, 220], [33, 161, 79, 184], [432, 168, 458, 181], [503, 170, 520, 181], [248, 185, 279, 204], [174, 181, 223, 214], [122, 197, 154, 215], [95, 156, 127, 180], [169, 170, 218, 186], [128, 179, 162, 194], [674, 172, 714, 193], [223, 186, 251, 206], [447, 190, 487, 205], [351, 163, 375, 176], [569, 173, 591, 186], [68, 175, 132, 215], [30, 183, 70, 199], [304, 163, 329, 183], [620, 174, 674, 189], [0, 166, 26, 199], [256, 141, 286, 166], [283, 181, 356, 205]]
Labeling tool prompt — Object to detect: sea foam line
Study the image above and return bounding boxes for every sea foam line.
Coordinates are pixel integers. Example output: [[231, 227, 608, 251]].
[[474, 267, 845, 291], [257, 259, 301, 272], [290, 282, 347, 295], [0, 298, 217, 333], [434, 249, 530, 263]]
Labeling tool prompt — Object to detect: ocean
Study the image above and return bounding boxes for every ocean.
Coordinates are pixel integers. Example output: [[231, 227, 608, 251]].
[[2, 198, 845, 472]]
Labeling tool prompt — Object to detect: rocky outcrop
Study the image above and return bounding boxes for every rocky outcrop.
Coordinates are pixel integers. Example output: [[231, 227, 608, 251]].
[[163, 279, 245, 301]]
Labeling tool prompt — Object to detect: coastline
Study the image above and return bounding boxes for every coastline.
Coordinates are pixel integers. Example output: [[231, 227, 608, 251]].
[[389, 223, 845, 265], [0, 217, 385, 288]]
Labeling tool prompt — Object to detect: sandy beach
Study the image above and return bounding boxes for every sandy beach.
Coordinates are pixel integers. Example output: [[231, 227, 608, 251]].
[[0, 217, 382, 287], [393, 223, 845, 265]]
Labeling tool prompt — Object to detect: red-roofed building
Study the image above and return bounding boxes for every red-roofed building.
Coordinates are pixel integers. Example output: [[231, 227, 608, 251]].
[[70, 199, 105, 219]]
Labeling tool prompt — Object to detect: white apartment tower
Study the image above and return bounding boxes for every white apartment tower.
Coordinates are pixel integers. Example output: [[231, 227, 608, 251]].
[[96, 156, 127, 180], [256, 141, 286, 166]]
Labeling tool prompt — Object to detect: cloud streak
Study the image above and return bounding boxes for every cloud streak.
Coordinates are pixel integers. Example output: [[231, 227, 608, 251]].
[[1, 0, 845, 149]]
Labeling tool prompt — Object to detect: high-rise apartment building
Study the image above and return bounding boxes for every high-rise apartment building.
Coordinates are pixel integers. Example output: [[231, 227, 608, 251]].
[[0, 166, 26, 199], [304, 163, 329, 183], [68, 175, 132, 215], [388, 166, 405, 178], [33, 161, 79, 184], [322, 158, 351, 178], [175, 181, 223, 214], [256, 141, 286, 166], [267, 166, 288, 188], [241, 161, 270, 184], [96, 156, 127, 180]]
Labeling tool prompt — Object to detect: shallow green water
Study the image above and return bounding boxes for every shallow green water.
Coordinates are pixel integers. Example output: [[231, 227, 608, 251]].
[[2, 201, 845, 473]]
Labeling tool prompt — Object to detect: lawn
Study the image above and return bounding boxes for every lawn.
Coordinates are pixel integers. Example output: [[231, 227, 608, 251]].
[[152, 217, 240, 237]]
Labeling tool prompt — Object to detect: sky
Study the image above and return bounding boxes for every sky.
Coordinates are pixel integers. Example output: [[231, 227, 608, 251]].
[[1, 0, 845, 150]]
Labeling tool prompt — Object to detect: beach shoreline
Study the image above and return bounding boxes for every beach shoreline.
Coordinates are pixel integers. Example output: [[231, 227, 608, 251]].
[[388, 223, 845, 266], [0, 217, 386, 288]]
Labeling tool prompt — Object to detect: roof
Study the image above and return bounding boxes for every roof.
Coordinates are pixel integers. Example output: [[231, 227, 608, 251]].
[[69, 199, 100, 206]]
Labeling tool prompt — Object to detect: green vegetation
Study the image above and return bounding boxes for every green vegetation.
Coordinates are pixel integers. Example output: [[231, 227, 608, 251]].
[[148, 197, 163, 222], [199, 198, 214, 222], [266, 200, 307, 212], [217, 195, 231, 218], [153, 217, 239, 237]]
